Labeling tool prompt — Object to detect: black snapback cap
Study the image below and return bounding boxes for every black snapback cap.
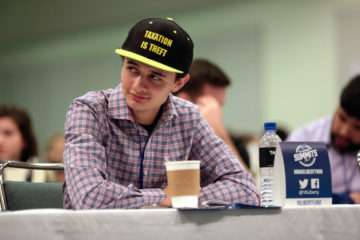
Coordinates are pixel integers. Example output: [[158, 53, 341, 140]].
[[115, 17, 194, 74]]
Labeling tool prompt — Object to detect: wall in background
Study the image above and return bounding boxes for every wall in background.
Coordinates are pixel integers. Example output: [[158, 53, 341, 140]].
[[337, 7, 360, 88], [1, 0, 360, 153]]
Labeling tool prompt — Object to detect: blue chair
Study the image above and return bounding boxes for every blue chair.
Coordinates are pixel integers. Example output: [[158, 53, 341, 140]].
[[0, 160, 64, 211]]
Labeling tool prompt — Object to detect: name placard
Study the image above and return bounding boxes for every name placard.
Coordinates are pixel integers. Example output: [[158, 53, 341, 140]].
[[273, 142, 332, 207]]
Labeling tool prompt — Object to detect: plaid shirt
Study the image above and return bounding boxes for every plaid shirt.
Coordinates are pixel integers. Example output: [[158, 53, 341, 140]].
[[63, 84, 259, 209]]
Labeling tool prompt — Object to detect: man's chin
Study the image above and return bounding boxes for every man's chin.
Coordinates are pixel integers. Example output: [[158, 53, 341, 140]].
[[333, 142, 360, 153]]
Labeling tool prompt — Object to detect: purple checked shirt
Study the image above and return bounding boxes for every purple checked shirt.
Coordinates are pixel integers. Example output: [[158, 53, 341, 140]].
[[63, 84, 259, 209]]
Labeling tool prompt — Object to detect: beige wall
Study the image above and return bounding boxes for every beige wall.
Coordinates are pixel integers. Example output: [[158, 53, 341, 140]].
[[1, 0, 360, 152]]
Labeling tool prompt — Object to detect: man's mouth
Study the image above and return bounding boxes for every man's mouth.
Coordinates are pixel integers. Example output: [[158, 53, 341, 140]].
[[334, 136, 350, 148], [130, 92, 149, 102]]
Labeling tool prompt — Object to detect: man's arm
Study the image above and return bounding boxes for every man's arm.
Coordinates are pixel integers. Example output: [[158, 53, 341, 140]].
[[195, 95, 250, 172], [191, 115, 260, 206], [63, 101, 166, 209]]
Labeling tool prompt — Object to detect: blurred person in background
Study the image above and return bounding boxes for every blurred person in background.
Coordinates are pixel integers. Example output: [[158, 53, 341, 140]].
[[45, 133, 65, 182], [175, 58, 251, 172], [287, 75, 360, 204], [32, 133, 65, 182], [0, 104, 38, 181], [230, 134, 251, 169]]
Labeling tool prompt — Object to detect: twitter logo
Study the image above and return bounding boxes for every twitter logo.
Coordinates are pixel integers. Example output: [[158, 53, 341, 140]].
[[299, 179, 309, 189]]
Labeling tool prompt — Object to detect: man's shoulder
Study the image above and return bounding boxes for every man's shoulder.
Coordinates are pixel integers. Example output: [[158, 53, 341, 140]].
[[171, 95, 200, 116], [287, 116, 332, 142], [72, 88, 114, 109]]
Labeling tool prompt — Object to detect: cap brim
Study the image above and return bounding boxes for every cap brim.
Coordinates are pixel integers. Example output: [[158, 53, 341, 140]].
[[115, 49, 183, 74]]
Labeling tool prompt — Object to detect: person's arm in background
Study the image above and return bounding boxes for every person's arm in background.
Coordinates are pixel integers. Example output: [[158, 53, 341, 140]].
[[63, 99, 166, 209], [195, 95, 251, 172], [191, 114, 259, 206]]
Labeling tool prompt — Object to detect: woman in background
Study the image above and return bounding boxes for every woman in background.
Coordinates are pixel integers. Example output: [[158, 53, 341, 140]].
[[0, 104, 38, 180]]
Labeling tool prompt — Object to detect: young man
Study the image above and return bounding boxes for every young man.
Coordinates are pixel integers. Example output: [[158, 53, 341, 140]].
[[287, 75, 360, 204], [63, 18, 259, 209]]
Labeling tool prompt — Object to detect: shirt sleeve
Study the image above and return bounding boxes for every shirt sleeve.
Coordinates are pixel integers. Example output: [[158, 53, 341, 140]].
[[63, 100, 166, 209], [286, 116, 332, 142], [191, 116, 260, 206]]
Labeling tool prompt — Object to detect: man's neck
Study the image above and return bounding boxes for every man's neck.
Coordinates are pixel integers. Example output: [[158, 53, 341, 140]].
[[133, 111, 157, 125], [132, 105, 163, 125]]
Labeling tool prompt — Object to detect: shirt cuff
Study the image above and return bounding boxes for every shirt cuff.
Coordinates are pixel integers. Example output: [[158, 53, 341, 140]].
[[140, 188, 167, 207]]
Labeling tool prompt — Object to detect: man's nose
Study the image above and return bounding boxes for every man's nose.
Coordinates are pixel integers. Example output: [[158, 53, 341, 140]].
[[133, 75, 147, 90], [339, 124, 352, 137]]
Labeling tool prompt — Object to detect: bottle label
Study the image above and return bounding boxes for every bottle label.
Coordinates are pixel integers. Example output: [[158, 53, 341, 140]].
[[259, 147, 276, 167]]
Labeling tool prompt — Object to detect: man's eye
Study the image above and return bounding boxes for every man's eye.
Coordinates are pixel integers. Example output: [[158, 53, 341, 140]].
[[127, 67, 136, 72], [339, 114, 346, 122], [354, 125, 360, 131], [151, 75, 161, 81]]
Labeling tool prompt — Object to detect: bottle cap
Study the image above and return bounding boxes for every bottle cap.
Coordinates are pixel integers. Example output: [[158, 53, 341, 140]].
[[264, 122, 276, 131]]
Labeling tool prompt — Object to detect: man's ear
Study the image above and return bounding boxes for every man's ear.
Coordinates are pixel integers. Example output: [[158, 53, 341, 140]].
[[172, 74, 190, 93]]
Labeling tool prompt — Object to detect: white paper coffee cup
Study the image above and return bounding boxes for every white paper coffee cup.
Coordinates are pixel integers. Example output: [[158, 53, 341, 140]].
[[165, 160, 200, 208]]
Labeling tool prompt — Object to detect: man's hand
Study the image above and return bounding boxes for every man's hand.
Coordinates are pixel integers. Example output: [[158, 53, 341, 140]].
[[195, 95, 251, 172], [195, 95, 224, 134], [160, 186, 172, 207], [350, 192, 360, 204]]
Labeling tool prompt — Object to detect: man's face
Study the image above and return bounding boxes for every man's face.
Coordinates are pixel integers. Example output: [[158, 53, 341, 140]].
[[331, 106, 360, 152], [200, 83, 227, 106], [46, 136, 65, 163], [121, 58, 187, 124]]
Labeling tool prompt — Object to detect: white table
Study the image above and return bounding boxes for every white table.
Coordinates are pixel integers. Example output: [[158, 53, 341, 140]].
[[0, 205, 359, 240]]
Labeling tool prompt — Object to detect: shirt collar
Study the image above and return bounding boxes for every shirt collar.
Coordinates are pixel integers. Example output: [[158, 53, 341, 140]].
[[161, 94, 179, 122], [108, 84, 133, 121], [108, 83, 179, 122]]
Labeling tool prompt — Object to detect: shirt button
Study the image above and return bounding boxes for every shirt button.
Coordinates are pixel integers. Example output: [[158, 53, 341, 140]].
[[144, 171, 148, 176]]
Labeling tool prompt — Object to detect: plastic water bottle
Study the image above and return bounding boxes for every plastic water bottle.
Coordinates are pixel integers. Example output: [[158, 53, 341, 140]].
[[259, 122, 281, 206]]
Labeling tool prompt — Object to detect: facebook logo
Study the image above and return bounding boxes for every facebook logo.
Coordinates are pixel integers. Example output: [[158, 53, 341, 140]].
[[311, 179, 320, 189]]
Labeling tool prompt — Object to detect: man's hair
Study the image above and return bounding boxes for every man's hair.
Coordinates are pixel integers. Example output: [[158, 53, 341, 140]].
[[175, 58, 230, 97], [0, 104, 38, 161], [176, 72, 187, 80], [340, 74, 360, 119]]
